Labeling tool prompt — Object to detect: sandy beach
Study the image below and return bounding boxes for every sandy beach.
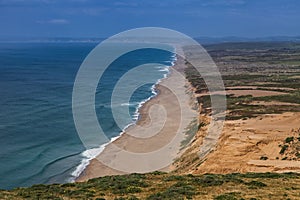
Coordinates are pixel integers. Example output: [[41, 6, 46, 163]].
[[77, 52, 197, 182]]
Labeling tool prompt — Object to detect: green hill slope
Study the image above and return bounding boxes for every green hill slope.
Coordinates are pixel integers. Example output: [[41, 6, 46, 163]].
[[1, 172, 300, 200]]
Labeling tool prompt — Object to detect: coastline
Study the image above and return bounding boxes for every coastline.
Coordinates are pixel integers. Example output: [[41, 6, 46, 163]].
[[70, 64, 172, 181], [76, 51, 197, 182]]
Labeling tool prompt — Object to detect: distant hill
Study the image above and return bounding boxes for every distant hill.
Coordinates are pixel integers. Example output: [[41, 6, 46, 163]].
[[1, 36, 300, 44], [195, 36, 300, 44]]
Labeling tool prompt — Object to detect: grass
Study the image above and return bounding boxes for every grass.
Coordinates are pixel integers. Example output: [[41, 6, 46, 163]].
[[180, 118, 200, 149], [2, 172, 300, 199], [254, 92, 300, 104], [189, 70, 300, 120], [184, 42, 300, 120], [245, 180, 267, 188], [214, 193, 238, 200], [198, 92, 300, 120]]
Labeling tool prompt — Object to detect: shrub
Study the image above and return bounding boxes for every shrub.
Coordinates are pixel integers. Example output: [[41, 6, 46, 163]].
[[260, 156, 268, 160], [238, 172, 282, 179], [147, 182, 196, 200], [164, 175, 185, 182], [61, 183, 76, 187], [126, 186, 142, 193], [149, 171, 167, 175], [87, 174, 148, 195], [214, 193, 238, 200], [245, 181, 267, 188], [285, 137, 294, 143], [222, 174, 244, 184], [194, 175, 224, 186], [280, 145, 289, 154]]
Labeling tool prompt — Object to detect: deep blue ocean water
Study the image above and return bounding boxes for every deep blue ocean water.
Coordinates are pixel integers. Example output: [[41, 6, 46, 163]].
[[0, 42, 174, 189]]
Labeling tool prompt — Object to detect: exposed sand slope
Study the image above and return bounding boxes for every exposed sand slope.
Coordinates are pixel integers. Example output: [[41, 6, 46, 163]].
[[192, 112, 300, 174]]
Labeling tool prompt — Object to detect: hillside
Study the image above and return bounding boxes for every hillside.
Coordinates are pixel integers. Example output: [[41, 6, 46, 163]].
[[174, 42, 300, 174], [1, 172, 300, 199]]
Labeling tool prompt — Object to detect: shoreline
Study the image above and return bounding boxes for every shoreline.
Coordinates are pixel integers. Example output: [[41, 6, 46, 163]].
[[75, 51, 197, 182], [69, 55, 174, 181], [70, 54, 174, 182]]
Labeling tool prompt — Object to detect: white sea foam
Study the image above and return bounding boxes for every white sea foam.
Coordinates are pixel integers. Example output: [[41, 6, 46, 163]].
[[69, 145, 107, 182], [158, 67, 169, 72], [120, 102, 138, 107]]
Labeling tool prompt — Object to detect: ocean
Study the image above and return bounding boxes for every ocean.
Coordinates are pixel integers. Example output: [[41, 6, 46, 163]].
[[0, 42, 175, 189]]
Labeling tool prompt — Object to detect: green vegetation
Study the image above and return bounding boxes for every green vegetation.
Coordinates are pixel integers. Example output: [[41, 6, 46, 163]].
[[1, 172, 300, 199], [204, 42, 300, 51], [277, 130, 300, 160], [184, 42, 300, 120], [146, 181, 196, 200], [254, 92, 300, 104], [186, 67, 300, 120], [205, 42, 300, 66], [285, 137, 294, 143], [260, 156, 268, 160], [180, 118, 200, 149], [245, 180, 267, 188], [280, 145, 289, 154], [214, 193, 239, 200]]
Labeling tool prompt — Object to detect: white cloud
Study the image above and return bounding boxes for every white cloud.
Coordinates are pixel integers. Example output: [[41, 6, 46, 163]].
[[36, 19, 69, 24], [200, 0, 246, 7], [0, 0, 55, 6], [65, 7, 108, 16]]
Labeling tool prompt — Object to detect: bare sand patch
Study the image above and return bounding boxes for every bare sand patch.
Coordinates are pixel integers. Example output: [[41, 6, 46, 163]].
[[193, 112, 300, 174], [289, 75, 300, 79], [226, 86, 258, 90]]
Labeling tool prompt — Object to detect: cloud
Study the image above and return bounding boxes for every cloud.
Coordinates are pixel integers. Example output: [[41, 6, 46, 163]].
[[200, 0, 246, 7], [0, 0, 55, 6], [113, 1, 138, 7], [36, 19, 69, 24], [65, 7, 108, 16]]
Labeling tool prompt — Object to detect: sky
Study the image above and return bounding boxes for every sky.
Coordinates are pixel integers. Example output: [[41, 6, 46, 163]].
[[0, 0, 300, 38]]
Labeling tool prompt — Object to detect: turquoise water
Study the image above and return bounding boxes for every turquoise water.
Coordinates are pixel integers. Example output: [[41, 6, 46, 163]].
[[0, 42, 174, 189]]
